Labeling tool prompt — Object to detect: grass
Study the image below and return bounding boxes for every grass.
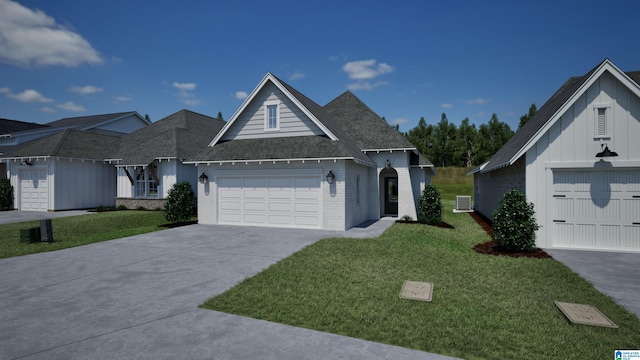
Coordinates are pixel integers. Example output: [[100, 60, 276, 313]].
[[0, 210, 168, 259], [431, 166, 474, 201], [202, 179, 640, 359]]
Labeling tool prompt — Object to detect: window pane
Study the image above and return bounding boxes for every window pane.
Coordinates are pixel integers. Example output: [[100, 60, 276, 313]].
[[267, 104, 277, 129]]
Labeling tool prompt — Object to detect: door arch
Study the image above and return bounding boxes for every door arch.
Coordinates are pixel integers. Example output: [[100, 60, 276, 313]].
[[379, 167, 398, 216]]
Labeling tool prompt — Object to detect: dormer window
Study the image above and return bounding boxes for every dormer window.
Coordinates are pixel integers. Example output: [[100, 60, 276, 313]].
[[593, 104, 611, 139], [265, 101, 280, 130]]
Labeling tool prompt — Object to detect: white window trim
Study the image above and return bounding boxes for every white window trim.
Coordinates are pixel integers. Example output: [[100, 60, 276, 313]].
[[264, 100, 280, 131], [593, 103, 612, 139], [134, 168, 158, 198]]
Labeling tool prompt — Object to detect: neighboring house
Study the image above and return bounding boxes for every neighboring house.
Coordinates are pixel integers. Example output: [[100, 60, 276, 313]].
[[106, 109, 226, 209], [1, 130, 121, 211], [1, 118, 49, 176], [0, 112, 150, 211], [188, 73, 434, 230], [471, 59, 640, 252]]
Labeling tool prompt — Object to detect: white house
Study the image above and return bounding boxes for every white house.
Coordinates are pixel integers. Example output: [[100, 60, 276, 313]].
[[106, 109, 225, 209], [472, 59, 640, 252], [188, 73, 435, 230], [0, 112, 150, 211]]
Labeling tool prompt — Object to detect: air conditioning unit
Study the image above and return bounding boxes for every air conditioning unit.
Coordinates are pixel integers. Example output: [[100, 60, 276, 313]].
[[454, 196, 473, 213]]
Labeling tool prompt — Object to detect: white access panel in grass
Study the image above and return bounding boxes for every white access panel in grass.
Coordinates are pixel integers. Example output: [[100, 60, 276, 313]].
[[551, 170, 640, 251], [218, 176, 321, 228]]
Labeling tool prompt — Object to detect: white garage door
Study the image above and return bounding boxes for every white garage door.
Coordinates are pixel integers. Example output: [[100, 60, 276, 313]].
[[218, 176, 321, 228], [20, 169, 48, 211], [551, 170, 640, 251]]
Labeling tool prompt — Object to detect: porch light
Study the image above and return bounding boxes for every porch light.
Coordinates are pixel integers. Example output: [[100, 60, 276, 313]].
[[20, 160, 32, 166], [199, 172, 209, 184], [385, 159, 391, 169], [326, 170, 335, 184], [595, 144, 618, 158]]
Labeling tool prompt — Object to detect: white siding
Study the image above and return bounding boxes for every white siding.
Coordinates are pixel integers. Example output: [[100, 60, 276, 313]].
[[344, 161, 370, 228], [116, 167, 133, 198], [52, 159, 117, 210], [367, 152, 419, 220], [221, 82, 325, 141]]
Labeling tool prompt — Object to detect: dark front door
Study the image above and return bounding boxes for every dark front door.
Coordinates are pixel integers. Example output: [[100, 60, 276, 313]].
[[384, 177, 398, 215]]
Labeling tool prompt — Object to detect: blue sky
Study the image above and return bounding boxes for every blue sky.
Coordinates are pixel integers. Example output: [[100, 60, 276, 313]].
[[1, 0, 639, 132]]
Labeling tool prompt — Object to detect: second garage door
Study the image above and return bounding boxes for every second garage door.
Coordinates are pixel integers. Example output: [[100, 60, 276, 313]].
[[20, 169, 48, 211], [551, 169, 640, 251], [218, 176, 321, 229]]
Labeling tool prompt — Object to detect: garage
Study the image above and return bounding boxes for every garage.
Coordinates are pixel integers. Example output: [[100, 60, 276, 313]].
[[551, 169, 640, 251], [218, 176, 321, 228], [20, 169, 48, 211]]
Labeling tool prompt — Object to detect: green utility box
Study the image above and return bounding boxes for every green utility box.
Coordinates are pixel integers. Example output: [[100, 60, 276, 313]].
[[20, 227, 41, 243]]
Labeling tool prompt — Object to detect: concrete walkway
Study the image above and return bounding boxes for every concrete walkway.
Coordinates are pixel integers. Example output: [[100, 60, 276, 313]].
[[0, 210, 94, 225], [0, 218, 460, 360]]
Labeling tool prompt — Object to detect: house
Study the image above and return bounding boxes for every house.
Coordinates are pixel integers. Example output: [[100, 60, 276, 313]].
[[106, 109, 226, 209], [188, 73, 434, 230], [1, 118, 48, 177], [471, 59, 640, 252], [0, 112, 150, 211]]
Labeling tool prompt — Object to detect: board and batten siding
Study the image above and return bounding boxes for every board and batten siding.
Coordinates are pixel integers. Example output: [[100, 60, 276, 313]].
[[51, 159, 117, 210], [221, 82, 325, 141], [525, 70, 640, 249]]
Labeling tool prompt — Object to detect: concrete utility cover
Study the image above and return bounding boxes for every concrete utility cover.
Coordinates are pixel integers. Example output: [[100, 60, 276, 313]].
[[399, 281, 433, 302], [554, 301, 618, 328]]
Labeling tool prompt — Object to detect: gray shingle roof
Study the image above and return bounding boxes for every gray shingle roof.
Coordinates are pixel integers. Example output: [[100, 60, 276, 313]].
[[2, 129, 121, 160], [0, 118, 48, 135], [44, 111, 140, 131], [111, 109, 225, 165], [195, 75, 433, 167], [480, 59, 639, 173]]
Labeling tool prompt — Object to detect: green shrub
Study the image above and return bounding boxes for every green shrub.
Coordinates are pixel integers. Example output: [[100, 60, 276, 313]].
[[0, 178, 13, 210], [417, 184, 443, 225], [492, 189, 540, 252], [164, 181, 195, 223]]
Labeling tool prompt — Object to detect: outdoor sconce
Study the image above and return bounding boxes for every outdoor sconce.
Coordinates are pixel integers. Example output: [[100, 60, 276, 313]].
[[20, 160, 32, 166], [326, 170, 335, 184], [595, 144, 618, 158], [199, 172, 209, 184], [385, 159, 391, 169]]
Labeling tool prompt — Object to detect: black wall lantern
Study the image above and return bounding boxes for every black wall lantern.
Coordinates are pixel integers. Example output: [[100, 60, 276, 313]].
[[596, 144, 618, 158], [326, 170, 335, 184], [385, 159, 391, 169], [199, 172, 209, 184], [20, 159, 32, 166]]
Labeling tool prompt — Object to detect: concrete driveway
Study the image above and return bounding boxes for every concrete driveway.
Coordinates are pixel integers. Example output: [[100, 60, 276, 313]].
[[0, 220, 459, 360], [0, 210, 94, 225]]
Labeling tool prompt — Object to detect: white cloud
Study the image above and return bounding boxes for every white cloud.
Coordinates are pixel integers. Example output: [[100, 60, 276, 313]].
[[69, 85, 103, 94], [289, 72, 305, 81], [466, 98, 486, 105], [181, 98, 201, 106], [40, 106, 56, 113], [173, 82, 197, 91], [343, 59, 395, 80], [8, 89, 53, 103], [441, 103, 454, 109], [0, 86, 9, 93], [235, 91, 248, 100], [390, 117, 409, 125], [114, 96, 131, 102], [57, 101, 85, 112], [0, 0, 102, 67], [346, 81, 387, 91]]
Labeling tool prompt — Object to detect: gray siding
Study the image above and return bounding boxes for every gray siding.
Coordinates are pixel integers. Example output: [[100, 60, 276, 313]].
[[474, 157, 526, 221], [222, 82, 325, 141]]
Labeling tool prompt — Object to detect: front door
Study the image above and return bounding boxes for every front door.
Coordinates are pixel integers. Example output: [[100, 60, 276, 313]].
[[384, 177, 398, 215]]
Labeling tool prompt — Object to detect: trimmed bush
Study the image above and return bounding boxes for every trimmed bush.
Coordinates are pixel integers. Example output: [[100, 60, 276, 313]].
[[0, 178, 13, 211], [164, 181, 195, 223], [417, 184, 443, 225], [492, 189, 540, 252]]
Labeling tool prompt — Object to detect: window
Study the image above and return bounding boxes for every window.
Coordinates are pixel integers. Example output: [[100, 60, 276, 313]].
[[594, 105, 611, 138], [264, 101, 279, 130], [135, 168, 158, 198], [355, 175, 360, 204]]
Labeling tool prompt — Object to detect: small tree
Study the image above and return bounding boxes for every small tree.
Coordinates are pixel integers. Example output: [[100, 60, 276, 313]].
[[164, 182, 195, 223], [0, 178, 13, 211], [492, 189, 540, 252], [417, 185, 443, 225]]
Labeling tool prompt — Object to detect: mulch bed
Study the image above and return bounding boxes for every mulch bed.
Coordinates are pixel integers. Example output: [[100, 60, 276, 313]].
[[395, 220, 454, 229], [470, 212, 552, 259]]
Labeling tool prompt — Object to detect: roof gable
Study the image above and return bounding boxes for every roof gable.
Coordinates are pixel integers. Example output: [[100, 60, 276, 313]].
[[481, 59, 640, 173], [209, 73, 338, 146]]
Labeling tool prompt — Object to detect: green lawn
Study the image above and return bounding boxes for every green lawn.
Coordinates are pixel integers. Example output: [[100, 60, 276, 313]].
[[431, 166, 474, 201], [0, 210, 168, 259], [203, 205, 640, 359]]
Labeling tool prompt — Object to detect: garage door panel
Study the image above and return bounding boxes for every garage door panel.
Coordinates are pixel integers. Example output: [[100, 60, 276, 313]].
[[20, 169, 47, 211], [552, 170, 640, 251], [218, 175, 321, 229]]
